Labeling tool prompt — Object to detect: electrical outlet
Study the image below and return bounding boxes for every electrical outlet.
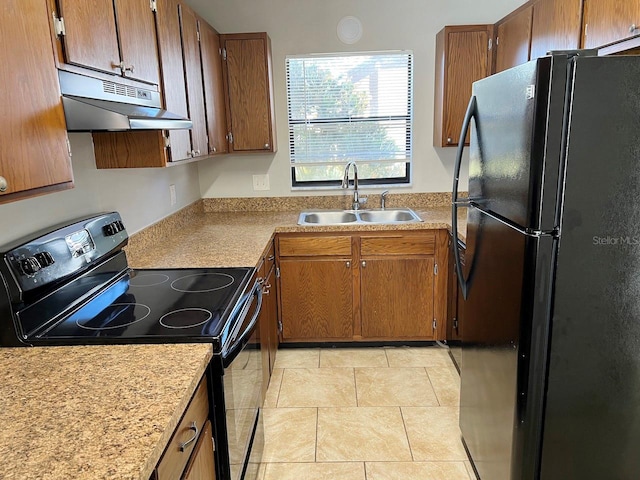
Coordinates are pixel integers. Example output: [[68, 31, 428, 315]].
[[252, 174, 270, 191], [169, 184, 177, 206]]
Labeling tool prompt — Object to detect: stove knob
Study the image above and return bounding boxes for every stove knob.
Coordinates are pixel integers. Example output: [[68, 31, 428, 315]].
[[20, 257, 41, 275], [35, 251, 55, 267], [116, 220, 125, 232], [103, 222, 119, 236]]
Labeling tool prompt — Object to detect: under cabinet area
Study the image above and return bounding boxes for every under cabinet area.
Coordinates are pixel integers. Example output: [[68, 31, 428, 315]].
[[154, 376, 212, 480], [0, 0, 73, 204], [276, 231, 449, 343]]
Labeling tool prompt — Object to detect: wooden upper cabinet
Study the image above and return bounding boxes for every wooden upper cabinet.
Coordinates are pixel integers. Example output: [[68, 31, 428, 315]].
[[0, 0, 73, 203], [495, 5, 534, 73], [582, 0, 640, 49], [56, 0, 120, 76], [54, 0, 160, 85], [530, 0, 582, 60], [433, 25, 492, 147], [221, 33, 277, 153], [179, 4, 207, 158], [155, 0, 190, 162], [199, 21, 228, 155], [114, 0, 161, 85]]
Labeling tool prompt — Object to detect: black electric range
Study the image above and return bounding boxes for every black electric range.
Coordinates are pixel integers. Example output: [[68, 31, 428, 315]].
[[0, 213, 265, 480]]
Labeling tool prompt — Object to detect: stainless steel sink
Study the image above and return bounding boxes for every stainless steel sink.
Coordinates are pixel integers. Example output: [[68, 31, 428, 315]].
[[298, 208, 423, 226]]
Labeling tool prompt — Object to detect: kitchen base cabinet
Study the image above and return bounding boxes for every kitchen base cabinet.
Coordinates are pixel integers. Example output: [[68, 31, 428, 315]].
[[446, 233, 466, 342], [258, 240, 278, 401], [181, 420, 215, 480], [276, 231, 449, 343], [0, 0, 73, 204], [154, 376, 211, 480]]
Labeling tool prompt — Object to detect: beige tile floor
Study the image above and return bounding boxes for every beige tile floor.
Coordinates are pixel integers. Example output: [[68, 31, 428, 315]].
[[258, 346, 475, 480]]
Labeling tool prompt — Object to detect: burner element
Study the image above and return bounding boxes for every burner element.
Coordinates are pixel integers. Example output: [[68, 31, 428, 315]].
[[76, 303, 151, 330], [159, 308, 213, 329], [129, 273, 170, 287], [171, 273, 235, 293]]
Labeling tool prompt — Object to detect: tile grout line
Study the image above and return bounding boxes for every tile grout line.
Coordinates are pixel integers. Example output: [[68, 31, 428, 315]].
[[353, 367, 359, 407], [424, 366, 442, 407], [314, 406, 319, 463], [274, 368, 285, 408], [399, 406, 416, 462]]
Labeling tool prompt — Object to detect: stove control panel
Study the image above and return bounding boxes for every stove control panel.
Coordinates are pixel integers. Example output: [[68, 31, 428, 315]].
[[0, 212, 129, 302]]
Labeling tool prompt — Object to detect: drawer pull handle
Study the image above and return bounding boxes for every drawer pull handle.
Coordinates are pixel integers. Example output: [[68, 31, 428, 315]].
[[268, 255, 275, 261], [179, 421, 198, 452]]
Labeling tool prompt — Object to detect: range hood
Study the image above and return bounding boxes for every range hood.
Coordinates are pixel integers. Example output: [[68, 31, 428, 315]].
[[58, 71, 193, 132]]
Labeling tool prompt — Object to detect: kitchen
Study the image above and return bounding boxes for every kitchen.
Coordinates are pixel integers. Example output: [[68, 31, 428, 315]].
[[2, 0, 640, 479]]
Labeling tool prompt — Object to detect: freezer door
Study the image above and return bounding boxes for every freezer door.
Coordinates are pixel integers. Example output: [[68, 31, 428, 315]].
[[460, 206, 554, 480], [469, 55, 567, 231], [540, 55, 640, 479]]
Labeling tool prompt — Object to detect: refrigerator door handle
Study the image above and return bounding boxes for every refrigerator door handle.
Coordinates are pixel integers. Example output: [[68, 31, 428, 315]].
[[452, 96, 476, 299], [472, 203, 558, 238]]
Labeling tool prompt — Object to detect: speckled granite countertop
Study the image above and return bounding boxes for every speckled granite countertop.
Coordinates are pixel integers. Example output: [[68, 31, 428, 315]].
[[0, 344, 212, 480], [127, 205, 467, 269]]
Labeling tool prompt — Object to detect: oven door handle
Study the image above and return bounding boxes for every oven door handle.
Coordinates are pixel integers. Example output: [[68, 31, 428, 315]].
[[221, 280, 263, 363]]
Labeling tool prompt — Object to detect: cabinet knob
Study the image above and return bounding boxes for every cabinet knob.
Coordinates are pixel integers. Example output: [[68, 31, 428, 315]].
[[187, 151, 193, 158], [123, 64, 135, 74], [194, 150, 201, 156], [264, 143, 270, 149], [631, 24, 638, 33], [0, 176, 7, 193], [211, 146, 217, 153], [361, 261, 367, 268], [447, 137, 453, 144], [346, 261, 351, 268]]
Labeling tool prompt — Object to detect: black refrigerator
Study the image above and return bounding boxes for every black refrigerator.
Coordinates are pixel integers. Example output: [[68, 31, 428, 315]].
[[451, 52, 640, 480]]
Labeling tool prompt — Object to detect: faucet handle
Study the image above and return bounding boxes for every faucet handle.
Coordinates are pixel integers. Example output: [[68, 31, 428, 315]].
[[359, 196, 368, 206]]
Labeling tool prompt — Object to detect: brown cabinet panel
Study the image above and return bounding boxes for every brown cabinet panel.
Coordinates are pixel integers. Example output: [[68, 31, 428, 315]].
[[57, 0, 121, 76], [583, 0, 640, 49], [278, 236, 352, 257], [114, 0, 161, 85], [434, 25, 491, 147], [360, 233, 435, 256], [222, 33, 276, 153], [155, 0, 191, 162], [156, 377, 209, 480], [360, 258, 435, 339], [199, 21, 228, 155], [495, 6, 534, 73], [181, 420, 215, 480], [93, 131, 168, 168], [530, 0, 582, 59], [279, 259, 353, 340], [0, 0, 73, 202], [179, 4, 207, 157]]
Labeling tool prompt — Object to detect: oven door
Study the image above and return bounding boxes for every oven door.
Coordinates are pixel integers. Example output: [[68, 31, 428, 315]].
[[221, 279, 264, 480]]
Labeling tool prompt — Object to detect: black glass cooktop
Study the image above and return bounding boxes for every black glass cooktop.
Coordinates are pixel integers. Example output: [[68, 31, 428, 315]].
[[19, 267, 252, 343]]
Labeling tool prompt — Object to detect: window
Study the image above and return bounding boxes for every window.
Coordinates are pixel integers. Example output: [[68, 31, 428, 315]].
[[286, 51, 413, 188]]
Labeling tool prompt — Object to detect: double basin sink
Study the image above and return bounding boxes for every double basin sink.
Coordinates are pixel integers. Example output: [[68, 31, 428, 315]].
[[298, 208, 423, 226]]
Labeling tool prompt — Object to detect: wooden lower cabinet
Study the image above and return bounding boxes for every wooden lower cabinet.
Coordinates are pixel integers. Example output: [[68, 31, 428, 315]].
[[361, 257, 434, 338], [279, 258, 353, 341], [447, 233, 466, 342], [182, 420, 215, 480], [258, 240, 279, 400], [276, 231, 449, 343]]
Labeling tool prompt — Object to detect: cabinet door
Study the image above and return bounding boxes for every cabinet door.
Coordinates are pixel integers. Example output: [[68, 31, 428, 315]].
[[0, 0, 73, 202], [181, 420, 215, 480], [200, 21, 228, 155], [265, 266, 278, 373], [495, 6, 533, 73], [179, 4, 207, 157], [114, 0, 161, 85], [360, 258, 435, 339], [155, 0, 191, 162], [530, 0, 582, 60], [279, 259, 353, 340], [583, 0, 640, 49], [57, 0, 121, 76], [223, 34, 275, 152], [434, 26, 490, 147]]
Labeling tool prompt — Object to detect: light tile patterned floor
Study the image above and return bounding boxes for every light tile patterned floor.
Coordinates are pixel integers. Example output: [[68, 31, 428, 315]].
[[258, 346, 473, 480]]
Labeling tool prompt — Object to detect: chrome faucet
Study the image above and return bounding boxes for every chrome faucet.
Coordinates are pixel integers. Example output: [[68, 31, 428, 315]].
[[342, 161, 367, 210], [381, 190, 389, 209]]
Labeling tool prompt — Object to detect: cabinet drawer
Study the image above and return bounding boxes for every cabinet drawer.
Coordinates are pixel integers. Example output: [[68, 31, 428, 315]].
[[279, 236, 352, 257], [156, 376, 209, 480], [361, 233, 436, 256]]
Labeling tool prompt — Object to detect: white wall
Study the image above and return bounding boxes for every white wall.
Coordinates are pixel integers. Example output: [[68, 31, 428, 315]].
[[192, 0, 524, 198], [0, 133, 200, 245]]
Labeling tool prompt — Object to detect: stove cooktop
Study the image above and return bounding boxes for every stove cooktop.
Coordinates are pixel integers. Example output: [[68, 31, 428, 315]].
[[19, 267, 252, 345]]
